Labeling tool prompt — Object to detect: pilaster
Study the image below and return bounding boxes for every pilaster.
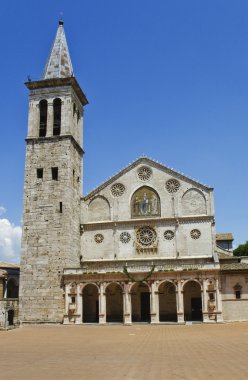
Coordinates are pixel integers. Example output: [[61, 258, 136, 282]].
[[202, 279, 209, 323], [176, 280, 184, 323], [150, 282, 159, 324], [99, 283, 106, 324], [46, 102, 53, 137], [123, 283, 132, 325], [75, 284, 82, 324], [216, 278, 223, 323]]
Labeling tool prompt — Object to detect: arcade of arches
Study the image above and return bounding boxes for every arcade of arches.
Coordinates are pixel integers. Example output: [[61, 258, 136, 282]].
[[64, 275, 223, 324]]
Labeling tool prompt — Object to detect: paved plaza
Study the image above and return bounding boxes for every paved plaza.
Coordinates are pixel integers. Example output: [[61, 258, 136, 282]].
[[1, 323, 248, 379]]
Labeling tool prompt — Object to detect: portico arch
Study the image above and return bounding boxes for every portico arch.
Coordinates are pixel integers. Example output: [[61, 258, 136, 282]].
[[131, 282, 151, 322], [183, 280, 203, 321], [158, 281, 177, 322], [83, 284, 99, 323], [106, 283, 123, 323]]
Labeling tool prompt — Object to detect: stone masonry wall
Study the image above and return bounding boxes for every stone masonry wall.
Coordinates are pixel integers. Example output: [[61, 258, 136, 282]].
[[20, 137, 82, 323]]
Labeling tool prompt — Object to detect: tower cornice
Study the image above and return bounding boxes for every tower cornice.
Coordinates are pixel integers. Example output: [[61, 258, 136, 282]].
[[26, 135, 84, 155], [25, 77, 88, 106]]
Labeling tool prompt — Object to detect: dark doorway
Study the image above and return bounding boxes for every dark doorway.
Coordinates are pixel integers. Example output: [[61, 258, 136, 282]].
[[106, 283, 123, 323], [158, 282, 177, 322], [131, 282, 151, 323], [8, 309, 14, 325], [141, 292, 150, 322], [183, 281, 203, 322], [191, 298, 202, 321], [7, 279, 18, 298], [95, 301, 99, 322], [83, 284, 99, 323]]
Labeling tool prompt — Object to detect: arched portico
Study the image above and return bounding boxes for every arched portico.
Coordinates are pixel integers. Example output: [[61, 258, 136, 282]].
[[183, 280, 203, 321], [158, 281, 177, 322], [82, 284, 99, 323], [106, 283, 123, 323], [131, 282, 151, 322]]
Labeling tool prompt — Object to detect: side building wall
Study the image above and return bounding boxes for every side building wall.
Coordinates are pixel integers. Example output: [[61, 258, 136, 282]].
[[221, 271, 248, 321]]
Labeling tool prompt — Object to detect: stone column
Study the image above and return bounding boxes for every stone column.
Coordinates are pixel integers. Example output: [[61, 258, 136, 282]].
[[99, 283, 106, 324], [215, 278, 223, 323], [151, 282, 159, 324], [61, 99, 67, 135], [75, 284, 82, 324], [3, 278, 7, 299], [202, 279, 209, 323], [176, 280, 184, 323], [63, 284, 70, 324], [27, 102, 39, 137], [123, 283, 132, 325], [46, 102, 53, 137]]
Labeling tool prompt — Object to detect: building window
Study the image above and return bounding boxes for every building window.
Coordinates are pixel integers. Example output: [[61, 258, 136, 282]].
[[51, 167, 58, 180], [209, 293, 215, 301], [53, 98, 61, 136], [59, 202, 63, 213], [37, 168, 43, 179], [77, 110, 80, 123], [71, 296, 75, 303], [234, 283, 242, 299], [235, 290, 241, 299], [39, 100, 47, 137]]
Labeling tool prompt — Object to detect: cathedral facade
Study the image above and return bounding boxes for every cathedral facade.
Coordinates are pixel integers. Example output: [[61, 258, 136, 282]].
[[19, 22, 248, 325]]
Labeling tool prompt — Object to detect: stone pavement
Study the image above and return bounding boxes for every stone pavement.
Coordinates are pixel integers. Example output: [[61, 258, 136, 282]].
[[1, 323, 248, 379]]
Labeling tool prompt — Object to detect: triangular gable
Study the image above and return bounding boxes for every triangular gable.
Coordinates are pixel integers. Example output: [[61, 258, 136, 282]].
[[83, 156, 213, 201]]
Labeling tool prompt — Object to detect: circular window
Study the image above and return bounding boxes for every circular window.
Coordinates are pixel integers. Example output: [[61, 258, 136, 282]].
[[94, 233, 104, 243], [120, 232, 131, 244], [136, 226, 157, 246], [137, 166, 152, 181], [166, 179, 180, 193], [164, 230, 175, 240], [111, 183, 125, 197], [190, 229, 201, 239]]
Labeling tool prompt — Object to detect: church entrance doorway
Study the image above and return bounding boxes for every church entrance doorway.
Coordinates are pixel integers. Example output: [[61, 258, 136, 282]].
[[8, 309, 14, 326], [131, 283, 151, 323], [183, 281, 203, 322], [106, 283, 123, 323], [83, 284, 99, 323], [158, 282, 177, 322]]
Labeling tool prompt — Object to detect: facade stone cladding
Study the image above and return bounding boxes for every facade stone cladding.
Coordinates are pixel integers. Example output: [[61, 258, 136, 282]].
[[19, 22, 248, 325]]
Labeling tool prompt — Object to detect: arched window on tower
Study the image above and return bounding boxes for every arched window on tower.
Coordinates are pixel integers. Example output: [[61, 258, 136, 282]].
[[39, 100, 47, 137], [53, 98, 62, 136]]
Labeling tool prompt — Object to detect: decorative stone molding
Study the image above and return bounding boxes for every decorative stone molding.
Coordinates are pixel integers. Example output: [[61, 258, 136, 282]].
[[136, 226, 157, 246], [164, 230, 175, 240], [94, 233, 104, 243], [120, 232, 131, 243], [137, 166, 152, 181], [190, 229, 201, 239], [111, 183, 125, 197], [166, 179, 180, 193]]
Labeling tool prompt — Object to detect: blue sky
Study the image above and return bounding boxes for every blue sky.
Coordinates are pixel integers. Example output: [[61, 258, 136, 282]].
[[0, 0, 247, 262]]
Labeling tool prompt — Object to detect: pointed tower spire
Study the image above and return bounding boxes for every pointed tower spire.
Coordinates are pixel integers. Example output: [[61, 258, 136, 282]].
[[42, 20, 73, 79]]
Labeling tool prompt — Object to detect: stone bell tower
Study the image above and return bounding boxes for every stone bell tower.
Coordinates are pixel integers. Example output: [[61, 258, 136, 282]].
[[19, 21, 88, 323]]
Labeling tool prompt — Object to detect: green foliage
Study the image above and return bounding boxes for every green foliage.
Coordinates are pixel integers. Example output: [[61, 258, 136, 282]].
[[123, 265, 155, 282], [233, 241, 248, 257]]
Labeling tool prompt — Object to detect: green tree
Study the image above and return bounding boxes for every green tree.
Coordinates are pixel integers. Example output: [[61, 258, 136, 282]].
[[233, 241, 248, 257]]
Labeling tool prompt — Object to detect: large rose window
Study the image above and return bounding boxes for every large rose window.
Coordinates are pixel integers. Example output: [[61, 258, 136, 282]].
[[136, 226, 157, 246]]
